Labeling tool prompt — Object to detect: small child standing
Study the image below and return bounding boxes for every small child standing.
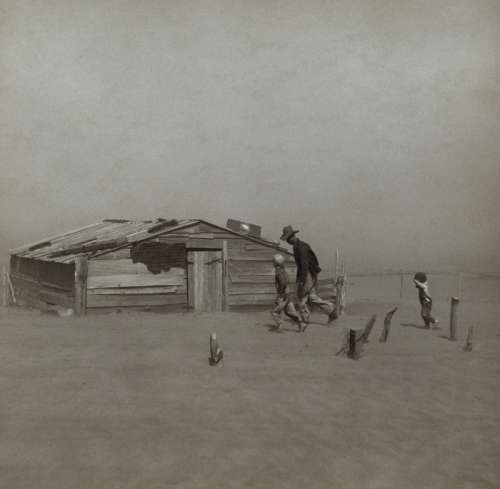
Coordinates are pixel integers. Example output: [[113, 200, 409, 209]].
[[271, 254, 306, 332], [414, 272, 439, 328]]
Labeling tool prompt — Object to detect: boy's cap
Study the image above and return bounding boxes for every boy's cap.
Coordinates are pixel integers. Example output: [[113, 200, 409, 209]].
[[273, 254, 285, 265], [414, 272, 427, 282]]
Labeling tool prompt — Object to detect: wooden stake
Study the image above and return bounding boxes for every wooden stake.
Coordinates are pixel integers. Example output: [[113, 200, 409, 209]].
[[463, 325, 473, 352], [209, 332, 223, 365], [221, 240, 229, 312], [74, 257, 88, 316], [399, 273, 404, 299], [379, 307, 398, 343], [347, 328, 364, 359], [335, 248, 340, 281], [449, 296, 459, 341], [335, 275, 345, 316], [362, 314, 377, 343]]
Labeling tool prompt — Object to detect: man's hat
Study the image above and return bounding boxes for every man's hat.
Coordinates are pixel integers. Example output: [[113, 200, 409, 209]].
[[280, 225, 299, 241]]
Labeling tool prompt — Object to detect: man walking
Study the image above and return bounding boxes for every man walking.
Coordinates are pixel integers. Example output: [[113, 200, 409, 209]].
[[280, 225, 338, 327]]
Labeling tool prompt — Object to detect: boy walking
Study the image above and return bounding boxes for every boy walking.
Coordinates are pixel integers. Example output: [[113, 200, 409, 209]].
[[271, 254, 306, 332], [414, 272, 439, 328]]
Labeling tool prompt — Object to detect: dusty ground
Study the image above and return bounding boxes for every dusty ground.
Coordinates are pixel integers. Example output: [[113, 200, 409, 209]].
[[0, 299, 499, 489]]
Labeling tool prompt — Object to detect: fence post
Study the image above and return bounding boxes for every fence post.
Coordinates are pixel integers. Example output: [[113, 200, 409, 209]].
[[379, 307, 398, 343], [449, 296, 459, 341], [463, 325, 473, 352], [362, 314, 377, 343], [399, 272, 404, 299]]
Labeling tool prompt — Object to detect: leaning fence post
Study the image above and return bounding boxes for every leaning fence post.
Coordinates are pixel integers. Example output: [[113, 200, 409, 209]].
[[379, 307, 398, 343], [362, 314, 377, 343], [449, 296, 459, 341]]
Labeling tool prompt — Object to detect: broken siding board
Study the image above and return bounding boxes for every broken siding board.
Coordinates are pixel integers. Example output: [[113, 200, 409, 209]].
[[87, 272, 186, 289], [87, 293, 187, 308]]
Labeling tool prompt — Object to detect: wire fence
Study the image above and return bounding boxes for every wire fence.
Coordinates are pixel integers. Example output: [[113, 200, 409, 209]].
[[344, 271, 500, 304]]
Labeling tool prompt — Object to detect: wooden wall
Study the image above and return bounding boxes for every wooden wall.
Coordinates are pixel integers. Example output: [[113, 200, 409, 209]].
[[87, 249, 187, 313], [9, 256, 74, 309]]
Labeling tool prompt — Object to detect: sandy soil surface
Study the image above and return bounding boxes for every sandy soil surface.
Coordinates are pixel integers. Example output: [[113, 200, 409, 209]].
[[0, 299, 499, 489]]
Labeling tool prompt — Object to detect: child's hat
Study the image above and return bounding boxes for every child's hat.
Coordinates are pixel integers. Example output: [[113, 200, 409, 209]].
[[414, 272, 427, 282]]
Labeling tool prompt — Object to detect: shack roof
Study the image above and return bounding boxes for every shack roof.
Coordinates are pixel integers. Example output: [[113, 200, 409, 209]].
[[10, 219, 290, 264]]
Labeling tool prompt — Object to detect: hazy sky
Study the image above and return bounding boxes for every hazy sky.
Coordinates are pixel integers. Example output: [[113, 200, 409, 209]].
[[1, 0, 499, 273]]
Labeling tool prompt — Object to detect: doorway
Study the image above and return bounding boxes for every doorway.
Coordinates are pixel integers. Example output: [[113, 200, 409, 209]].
[[187, 250, 223, 312]]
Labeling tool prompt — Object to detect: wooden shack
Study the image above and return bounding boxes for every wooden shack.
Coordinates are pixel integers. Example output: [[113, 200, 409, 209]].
[[8, 218, 334, 315]]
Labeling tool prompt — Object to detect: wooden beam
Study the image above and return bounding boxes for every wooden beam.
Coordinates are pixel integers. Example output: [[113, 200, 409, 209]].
[[2, 266, 8, 307], [221, 240, 229, 311], [449, 296, 459, 341], [74, 257, 88, 316]]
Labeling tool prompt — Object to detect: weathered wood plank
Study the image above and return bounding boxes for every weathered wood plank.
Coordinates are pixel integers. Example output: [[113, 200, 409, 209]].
[[87, 293, 188, 308], [39, 289, 74, 308], [158, 232, 216, 240], [88, 259, 186, 276], [229, 275, 275, 284], [38, 280, 73, 292], [10, 272, 39, 286], [88, 285, 184, 295], [92, 248, 133, 260], [86, 303, 188, 314], [185, 239, 224, 249], [228, 294, 276, 306], [229, 283, 279, 295], [87, 271, 186, 289]]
